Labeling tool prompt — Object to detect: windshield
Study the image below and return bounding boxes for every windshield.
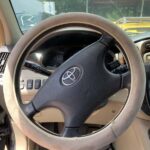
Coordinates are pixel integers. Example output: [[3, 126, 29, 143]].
[[11, 0, 150, 37]]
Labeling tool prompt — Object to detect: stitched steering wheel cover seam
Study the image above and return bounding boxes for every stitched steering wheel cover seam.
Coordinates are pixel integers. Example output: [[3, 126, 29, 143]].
[[3, 13, 146, 150]]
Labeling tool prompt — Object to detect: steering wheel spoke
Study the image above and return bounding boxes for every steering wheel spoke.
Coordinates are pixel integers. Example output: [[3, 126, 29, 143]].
[[21, 102, 37, 118], [62, 127, 80, 137], [121, 71, 131, 89]]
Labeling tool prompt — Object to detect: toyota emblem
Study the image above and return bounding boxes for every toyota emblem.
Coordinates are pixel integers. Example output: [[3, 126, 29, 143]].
[[61, 66, 82, 86]]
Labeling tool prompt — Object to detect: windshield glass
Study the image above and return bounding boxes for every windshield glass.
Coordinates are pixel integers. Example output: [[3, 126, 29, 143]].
[[11, 0, 150, 37]]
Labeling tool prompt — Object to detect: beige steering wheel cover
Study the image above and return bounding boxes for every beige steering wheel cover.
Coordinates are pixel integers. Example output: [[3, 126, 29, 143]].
[[3, 13, 146, 150]]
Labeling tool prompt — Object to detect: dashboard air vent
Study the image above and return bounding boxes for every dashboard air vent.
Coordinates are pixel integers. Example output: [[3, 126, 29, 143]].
[[0, 52, 9, 73]]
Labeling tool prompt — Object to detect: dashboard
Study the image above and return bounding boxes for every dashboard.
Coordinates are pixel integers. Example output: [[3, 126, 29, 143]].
[[1, 29, 150, 124]]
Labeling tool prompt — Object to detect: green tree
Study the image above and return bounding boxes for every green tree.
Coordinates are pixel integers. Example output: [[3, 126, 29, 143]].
[[38, 0, 143, 21]]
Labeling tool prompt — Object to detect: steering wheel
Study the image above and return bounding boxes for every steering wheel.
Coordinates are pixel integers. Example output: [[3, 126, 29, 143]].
[[3, 13, 146, 150]]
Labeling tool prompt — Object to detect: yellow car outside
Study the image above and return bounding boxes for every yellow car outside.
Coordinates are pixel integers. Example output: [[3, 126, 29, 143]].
[[115, 17, 150, 36]]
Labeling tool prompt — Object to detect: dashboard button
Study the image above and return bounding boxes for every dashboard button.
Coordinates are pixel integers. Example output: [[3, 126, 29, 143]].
[[20, 84, 24, 90], [35, 79, 41, 89], [20, 80, 24, 90], [27, 80, 33, 89]]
